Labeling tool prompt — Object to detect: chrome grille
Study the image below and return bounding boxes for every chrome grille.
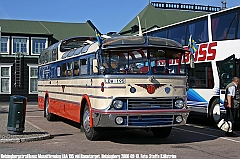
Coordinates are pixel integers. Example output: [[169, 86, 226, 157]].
[[128, 115, 173, 126], [127, 98, 173, 110]]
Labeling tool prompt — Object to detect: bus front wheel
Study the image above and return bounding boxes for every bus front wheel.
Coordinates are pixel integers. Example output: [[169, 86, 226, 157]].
[[82, 103, 100, 141], [152, 127, 172, 138], [209, 98, 221, 125], [44, 98, 56, 121]]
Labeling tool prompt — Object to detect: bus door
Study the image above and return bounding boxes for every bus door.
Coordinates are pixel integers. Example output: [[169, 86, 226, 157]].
[[217, 54, 236, 108], [236, 58, 240, 78]]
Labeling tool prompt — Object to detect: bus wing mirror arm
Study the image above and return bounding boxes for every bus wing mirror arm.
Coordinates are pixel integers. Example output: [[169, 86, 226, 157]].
[[93, 59, 98, 73]]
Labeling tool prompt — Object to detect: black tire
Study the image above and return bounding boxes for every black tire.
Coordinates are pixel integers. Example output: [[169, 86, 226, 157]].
[[152, 127, 172, 138], [209, 98, 221, 125], [44, 98, 56, 121], [82, 103, 101, 141]]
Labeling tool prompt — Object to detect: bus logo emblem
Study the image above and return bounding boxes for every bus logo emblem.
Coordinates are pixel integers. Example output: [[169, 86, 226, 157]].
[[165, 87, 171, 94], [136, 84, 166, 94]]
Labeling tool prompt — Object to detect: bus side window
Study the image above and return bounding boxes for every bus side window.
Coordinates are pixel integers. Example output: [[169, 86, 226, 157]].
[[61, 63, 67, 77], [80, 59, 87, 75], [189, 76, 197, 87], [221, 28, 235, 40], [52, 49, 57, 61], [67, 62, 73, 76], [73, 60, 79, 76], [89, 57, 94, 75], [188, 63, 213, 88]]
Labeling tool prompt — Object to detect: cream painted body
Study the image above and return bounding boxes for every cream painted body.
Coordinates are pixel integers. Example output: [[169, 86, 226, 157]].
[[38, 75, 187, 109]]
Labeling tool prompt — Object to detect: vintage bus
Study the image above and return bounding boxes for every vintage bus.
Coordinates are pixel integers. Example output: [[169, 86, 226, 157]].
[[145, 5, 240, 124], [38, 35, 189, 140]]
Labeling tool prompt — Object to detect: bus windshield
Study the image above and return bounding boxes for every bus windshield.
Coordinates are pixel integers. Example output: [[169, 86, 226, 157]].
[[101, 48, 186, 75]]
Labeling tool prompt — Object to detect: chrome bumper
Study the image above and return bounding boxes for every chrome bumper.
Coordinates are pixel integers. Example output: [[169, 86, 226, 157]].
[[92, 109, 190, 127]]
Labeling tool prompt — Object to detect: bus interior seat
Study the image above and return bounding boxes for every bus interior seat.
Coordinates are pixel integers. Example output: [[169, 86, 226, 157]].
[[111, 62, 118, 69], [152, 66, 164, 73], [67, 70, 72, 76], [74, 69, 79, 76], [139, 66, 148, 73], [102, 62, 109, 68], [62, 70, 67, 77]]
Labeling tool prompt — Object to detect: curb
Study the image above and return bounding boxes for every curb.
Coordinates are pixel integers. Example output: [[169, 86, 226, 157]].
[[0, 121, 51, 143], [0, 104, 51, 143], [0, 133, 51, 143]]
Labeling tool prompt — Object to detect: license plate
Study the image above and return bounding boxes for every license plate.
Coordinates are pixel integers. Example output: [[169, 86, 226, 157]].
[[105, 79, 125, 84]]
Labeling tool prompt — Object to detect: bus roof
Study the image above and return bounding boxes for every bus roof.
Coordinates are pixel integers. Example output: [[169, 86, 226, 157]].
[[39, 35, 186, 65], [102, 36, 184, 51], [59, 36, 97, 52], [145, 5, 240, 35]]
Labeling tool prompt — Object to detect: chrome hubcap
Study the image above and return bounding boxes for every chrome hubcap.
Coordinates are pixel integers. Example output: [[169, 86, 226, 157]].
[[45, 101, 49, 116], [83, 110, 90, 132], [213, 104, 220, 122]]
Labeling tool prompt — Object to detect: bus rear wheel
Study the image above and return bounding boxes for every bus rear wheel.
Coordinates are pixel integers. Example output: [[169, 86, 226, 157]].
[[209, 98, 221, 125], [82, 103, 101, 141], [152, 127, 172, 138], [44, 98, 56, 121]]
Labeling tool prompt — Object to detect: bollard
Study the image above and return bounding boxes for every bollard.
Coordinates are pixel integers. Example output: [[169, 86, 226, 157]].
[[7, 95, 27, 134]]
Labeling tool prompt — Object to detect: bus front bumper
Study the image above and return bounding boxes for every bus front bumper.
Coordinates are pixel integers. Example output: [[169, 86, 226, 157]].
[[91, 109, 190, 127]]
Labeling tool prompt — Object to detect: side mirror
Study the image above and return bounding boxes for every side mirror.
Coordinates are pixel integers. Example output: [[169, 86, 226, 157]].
[[93, 59, 98, 73]]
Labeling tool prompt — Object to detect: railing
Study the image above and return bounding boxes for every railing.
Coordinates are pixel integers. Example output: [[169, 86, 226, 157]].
[[151, 2, 221, 12]]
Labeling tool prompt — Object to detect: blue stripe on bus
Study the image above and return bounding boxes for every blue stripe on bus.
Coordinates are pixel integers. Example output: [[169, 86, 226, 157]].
[[187, 89, 207, 102]]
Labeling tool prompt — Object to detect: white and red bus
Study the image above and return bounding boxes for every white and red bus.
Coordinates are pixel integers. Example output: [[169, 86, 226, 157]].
[[145, 5, 240, 124], [38, 35, 189, 140]]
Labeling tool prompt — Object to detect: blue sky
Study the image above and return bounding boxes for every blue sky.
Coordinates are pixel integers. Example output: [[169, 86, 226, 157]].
[[0, 0, 239, 34]]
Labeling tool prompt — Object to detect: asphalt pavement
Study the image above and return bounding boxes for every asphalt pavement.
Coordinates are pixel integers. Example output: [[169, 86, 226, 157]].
[[0, 102, 50, 143]]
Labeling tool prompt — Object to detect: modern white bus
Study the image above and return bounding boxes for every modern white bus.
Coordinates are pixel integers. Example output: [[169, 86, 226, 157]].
[[145, 6, 240, 124], [38, 35, 189, 140]]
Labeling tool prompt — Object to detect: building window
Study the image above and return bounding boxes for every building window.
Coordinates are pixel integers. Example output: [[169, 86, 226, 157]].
[[1, 36, 9, 54], [32, 38, 47, 54], [13, 37, 28, 54], [28, 65, 38, 94], [0, 65, 12, 94]]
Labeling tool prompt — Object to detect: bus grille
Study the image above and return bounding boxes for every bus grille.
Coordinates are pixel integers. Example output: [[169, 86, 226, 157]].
[[127, 98, 173, 110], [128, 115, 173, 126]]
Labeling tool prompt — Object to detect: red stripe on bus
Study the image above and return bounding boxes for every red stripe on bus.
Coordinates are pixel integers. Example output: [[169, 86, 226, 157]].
[[82, 94, 93, 127], [38, 96, 81, 123], [38, 96, 45, 110], [50, 98, 81, 123]]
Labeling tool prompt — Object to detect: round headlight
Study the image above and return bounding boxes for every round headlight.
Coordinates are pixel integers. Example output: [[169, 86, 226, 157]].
[[113, 100, 123, 109], [115, 117, 124, 125], [175, 100, 184, 109], [175, 116, 183, 123]]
